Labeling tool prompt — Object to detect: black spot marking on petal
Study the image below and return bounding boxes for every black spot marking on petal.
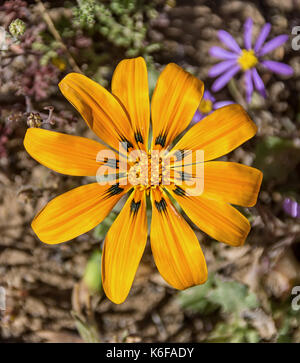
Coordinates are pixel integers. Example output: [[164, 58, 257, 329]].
[[173, 186, 186, 197], [176, 171, 192, 182], [155, 198, 167, 213], [174, 149, 186, 161], [104, 183, 124, 198], [134, 130, 144, 144], [120, 136, 134, 152], [155, 133, 167, 148], [130, 199, 141, 216]]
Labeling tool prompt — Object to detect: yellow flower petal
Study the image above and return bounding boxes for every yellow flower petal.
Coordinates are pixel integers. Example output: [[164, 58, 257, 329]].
[[203, 162, 262, 207], [173, 104, 257, 161], [168, 186, 250, 246], [172, 161, 262, 207], [59, 73, 136, 152], [102, 190, 147, 304], [150, 188, 207, 290], [112, 57, 150, 151], [151, 63, 204, 150], [32, 183, 128, 244], [24, 128, 116, 176]]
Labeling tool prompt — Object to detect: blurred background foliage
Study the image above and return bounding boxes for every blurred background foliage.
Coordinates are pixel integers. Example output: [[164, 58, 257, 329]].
[[0, 0, 300, 343]]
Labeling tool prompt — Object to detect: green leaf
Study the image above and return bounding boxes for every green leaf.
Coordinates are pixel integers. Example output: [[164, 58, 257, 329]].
[[83, 249, 102, 294], [71, 311, 100, 343], [208, 320, 260, 343], [207, 277, 259, 316], [178, 275, 259, 317], [178, 275, 218, 314]]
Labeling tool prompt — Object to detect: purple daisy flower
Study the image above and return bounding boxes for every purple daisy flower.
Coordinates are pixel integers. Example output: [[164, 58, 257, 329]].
[[283, 198, 300, 218], [191, 90, 233, 123], [209, 18, 293, 103]]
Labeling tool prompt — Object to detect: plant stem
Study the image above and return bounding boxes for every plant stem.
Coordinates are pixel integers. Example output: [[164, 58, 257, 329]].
[[35, 0, 82, 74]]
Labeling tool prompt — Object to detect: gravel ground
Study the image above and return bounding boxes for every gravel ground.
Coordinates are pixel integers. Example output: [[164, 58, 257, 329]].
[[1, 0, 300, 342]]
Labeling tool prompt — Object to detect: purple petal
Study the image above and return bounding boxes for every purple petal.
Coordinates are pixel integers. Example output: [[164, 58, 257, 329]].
[[208, 59, 237, 77], [292, 203, 298, 218], [283, 198, 292, 213], [213, 101, 234, 109], [251, 68, 266, 98], [244, 70, 253, 103], [261, 60, 294, 76], [259, 34, 289, 56], [218, 30, 241, 54], [203, 90, 216, 103], [211, 65, 240, 92], [284, 198, 292, 206], [283, 198, 300, 218], [191, 110, 204, 123], [254, 23, 271, 52], [209, 46, 238, 60], [244, 18, 253, 50]]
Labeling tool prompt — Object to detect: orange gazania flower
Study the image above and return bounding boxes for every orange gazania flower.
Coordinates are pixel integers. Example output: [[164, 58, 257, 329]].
[[24, 57, 262, 304]]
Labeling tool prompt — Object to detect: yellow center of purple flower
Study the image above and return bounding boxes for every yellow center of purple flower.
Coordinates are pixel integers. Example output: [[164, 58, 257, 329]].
[[238, 49, 258, 71], [199, 99, 213, 114]]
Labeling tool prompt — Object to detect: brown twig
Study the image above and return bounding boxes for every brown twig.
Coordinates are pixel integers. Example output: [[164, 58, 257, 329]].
[[35, 0, 82, 74]]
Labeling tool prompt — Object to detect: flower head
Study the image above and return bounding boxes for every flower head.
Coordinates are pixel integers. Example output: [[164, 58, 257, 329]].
[[9, 18, 26, 38], [209, 18, 293, 103], [27, 112, 42, 128], [192, 90, 233, 123], [24, 57, 262, 304]]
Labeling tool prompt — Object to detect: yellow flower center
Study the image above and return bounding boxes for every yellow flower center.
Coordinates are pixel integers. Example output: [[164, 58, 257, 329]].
[[199, 99, 213, 114], [238, 49, 258, 71], [128, 151, 170, 192]]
